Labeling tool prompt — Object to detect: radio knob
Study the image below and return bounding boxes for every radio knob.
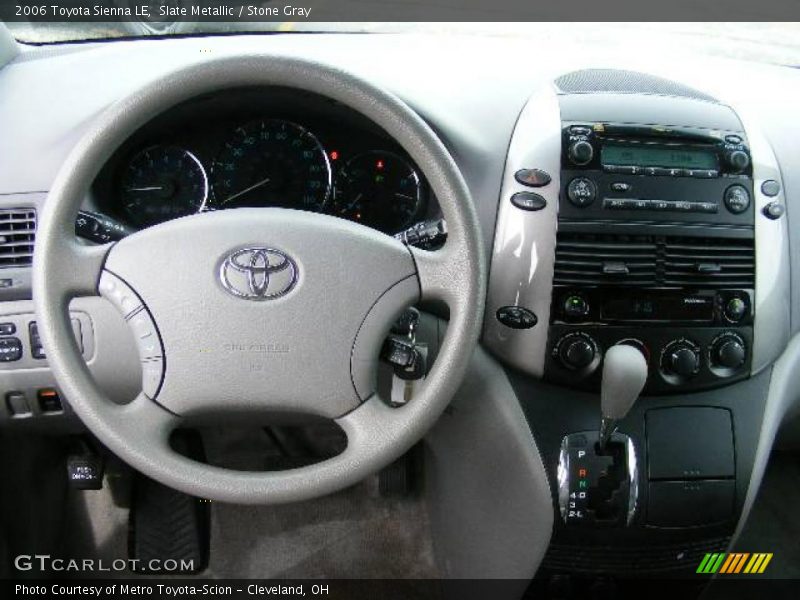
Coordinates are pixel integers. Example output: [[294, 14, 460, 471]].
[[568, 140, 594, 166], [566, 177, 597, 207], [711, 334, 747, 370], [557, 333, 599, 371], [726, 149, 750, 173], [662, 340, 700, 378]]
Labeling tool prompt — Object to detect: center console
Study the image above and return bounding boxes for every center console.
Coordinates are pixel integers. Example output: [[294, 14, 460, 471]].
[[483, 70, 790, 575], [548, 113, 756, 395]]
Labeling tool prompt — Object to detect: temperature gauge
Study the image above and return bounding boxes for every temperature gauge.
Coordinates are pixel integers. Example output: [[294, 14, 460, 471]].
[[334, 151, 424, 233]]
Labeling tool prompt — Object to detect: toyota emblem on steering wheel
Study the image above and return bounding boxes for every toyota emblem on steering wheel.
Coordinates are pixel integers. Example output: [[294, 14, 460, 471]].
[[219, 247, 299, 300]]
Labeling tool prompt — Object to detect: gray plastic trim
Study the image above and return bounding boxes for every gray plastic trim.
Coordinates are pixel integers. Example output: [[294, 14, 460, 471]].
[[738, 114, 791, 373], [425, 345, 553, 581], [483, 86, 562, 377], [732, 333, 800, 544], [32, 55, 485, 504]]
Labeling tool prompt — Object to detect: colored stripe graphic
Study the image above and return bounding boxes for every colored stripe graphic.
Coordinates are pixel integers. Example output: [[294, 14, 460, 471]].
[[698, 552, 772, 575]]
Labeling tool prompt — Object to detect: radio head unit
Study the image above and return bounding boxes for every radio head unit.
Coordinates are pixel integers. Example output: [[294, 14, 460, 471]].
[[558, 122, 755, 227]]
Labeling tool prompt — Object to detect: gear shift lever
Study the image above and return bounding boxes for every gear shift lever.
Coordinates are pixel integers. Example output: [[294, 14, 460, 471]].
[[599, 344, 648, 449]]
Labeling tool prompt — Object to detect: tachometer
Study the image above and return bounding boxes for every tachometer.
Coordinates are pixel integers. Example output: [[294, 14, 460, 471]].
[[210, 119, 332, 210], [120, 146, 208, 227], [333, 151, 424, 233]]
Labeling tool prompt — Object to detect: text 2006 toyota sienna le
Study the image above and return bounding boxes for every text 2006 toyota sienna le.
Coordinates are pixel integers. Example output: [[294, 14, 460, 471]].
[[1, 12, 799, 600]]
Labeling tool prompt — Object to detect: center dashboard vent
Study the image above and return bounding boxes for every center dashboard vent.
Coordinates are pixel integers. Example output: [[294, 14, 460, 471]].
[[0, 208, 36, 268], [553, 232, 754, 288]]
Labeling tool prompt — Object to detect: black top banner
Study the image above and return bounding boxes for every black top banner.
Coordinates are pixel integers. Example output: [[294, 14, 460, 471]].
[[1, 0, 799, 23]]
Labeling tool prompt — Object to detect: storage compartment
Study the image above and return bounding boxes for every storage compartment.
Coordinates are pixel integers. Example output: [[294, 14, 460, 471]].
[[646, 407, 734, 480], [648, 480, 735, 527]]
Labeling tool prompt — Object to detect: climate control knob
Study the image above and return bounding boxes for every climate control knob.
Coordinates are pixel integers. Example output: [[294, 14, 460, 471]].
[[710, 333, 747, 371], [661, 339, 701, 379], [568, 140, 594, 166], [556, 332, 600, 372]]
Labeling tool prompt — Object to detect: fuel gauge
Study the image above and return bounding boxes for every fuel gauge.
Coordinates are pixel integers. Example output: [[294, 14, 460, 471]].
[[334, 151, 424, 233]]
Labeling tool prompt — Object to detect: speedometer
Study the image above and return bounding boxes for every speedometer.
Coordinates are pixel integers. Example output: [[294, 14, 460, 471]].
[[210, 119, 332, 211]]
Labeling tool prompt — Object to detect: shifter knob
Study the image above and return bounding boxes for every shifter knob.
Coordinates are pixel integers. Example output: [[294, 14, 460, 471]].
[[599, 344, 648, 448]]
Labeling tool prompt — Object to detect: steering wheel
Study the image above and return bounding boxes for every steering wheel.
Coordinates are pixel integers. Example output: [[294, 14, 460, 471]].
[[32, 56, 485, 504]]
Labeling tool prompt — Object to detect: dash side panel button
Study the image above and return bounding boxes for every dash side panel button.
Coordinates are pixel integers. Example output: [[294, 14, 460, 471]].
[[0, 323, 16, 336], [514, 168, 551, 187], [496, 306, 538, 329], [511, 192, 547, 211], [761, 180, 781, 197]]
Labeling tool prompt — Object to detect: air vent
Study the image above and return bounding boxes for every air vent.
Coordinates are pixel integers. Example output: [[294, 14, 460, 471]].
[[554, 233, 659, 286], [0, 209, 36, 268], [663, 237, 755, 288], [553, 232, 754, 288]]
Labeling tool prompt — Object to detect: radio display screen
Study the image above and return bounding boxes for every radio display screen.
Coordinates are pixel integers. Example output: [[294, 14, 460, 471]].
[[601, 294, 714, 322], [602, 144, 718, 170]]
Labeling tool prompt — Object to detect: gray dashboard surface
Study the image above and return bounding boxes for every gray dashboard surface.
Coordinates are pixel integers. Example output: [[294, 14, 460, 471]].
[[1, 33, 798, 288]]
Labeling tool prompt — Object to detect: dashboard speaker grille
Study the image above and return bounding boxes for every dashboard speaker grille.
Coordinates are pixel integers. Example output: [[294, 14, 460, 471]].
[[553, 232, 754, 288], [554, 69, 717, 102], [0, 208, 36, 268]]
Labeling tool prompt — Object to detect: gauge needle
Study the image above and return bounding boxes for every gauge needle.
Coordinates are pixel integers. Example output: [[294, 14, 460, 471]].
[[126, 186, 166, 192], [222, 176, 272, 205]]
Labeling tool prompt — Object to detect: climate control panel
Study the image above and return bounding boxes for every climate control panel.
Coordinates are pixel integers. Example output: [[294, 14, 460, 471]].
[[546, 325, 752, 394]]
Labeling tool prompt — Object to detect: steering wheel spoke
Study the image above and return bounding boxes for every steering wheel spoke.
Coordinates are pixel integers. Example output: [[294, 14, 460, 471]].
[[42, 239, 111, 302], [411, 245, 470, 308]]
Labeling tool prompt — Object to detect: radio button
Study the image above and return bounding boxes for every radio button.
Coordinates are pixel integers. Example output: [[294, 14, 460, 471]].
[[695, 202, 719, 213], [610, 182, 632, 192], [567, 178, 597, 207], [724, 185, 751, 214], [667, 168, 686, 177], [603, 198, 633, 210], [694, 169, 719, 178], [651, 200, 671, 211], [615, 166, 640, 175], [673, 201, 693, 211]]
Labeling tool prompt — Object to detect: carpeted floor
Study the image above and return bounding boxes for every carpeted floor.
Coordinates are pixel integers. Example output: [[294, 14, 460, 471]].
[[63, 425, 439, 579]]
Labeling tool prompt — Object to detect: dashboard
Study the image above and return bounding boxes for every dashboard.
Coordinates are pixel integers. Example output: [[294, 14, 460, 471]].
[[91, 88, 437, 235], [1, 30, 800, 583]]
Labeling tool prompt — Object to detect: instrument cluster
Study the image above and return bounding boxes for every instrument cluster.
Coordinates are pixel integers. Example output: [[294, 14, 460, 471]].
[[93, 90, 435, 235]]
